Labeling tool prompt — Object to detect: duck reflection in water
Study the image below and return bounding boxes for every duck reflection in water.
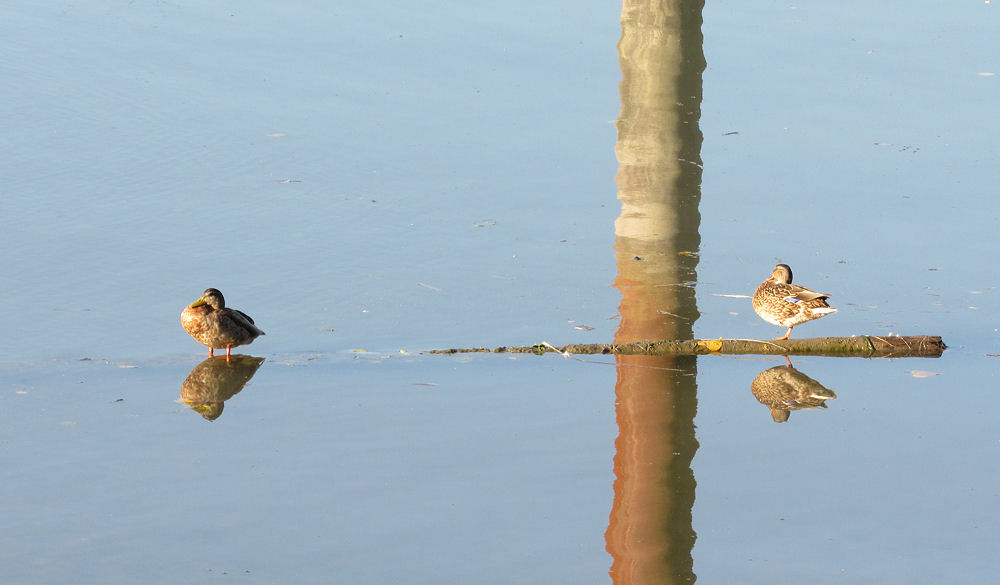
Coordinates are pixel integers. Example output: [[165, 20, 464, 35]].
[[180, 355, 265, 421], [751, 357, 837, 423]]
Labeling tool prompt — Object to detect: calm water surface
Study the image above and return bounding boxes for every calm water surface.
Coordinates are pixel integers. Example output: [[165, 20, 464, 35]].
[[1, 1, 998, 584]]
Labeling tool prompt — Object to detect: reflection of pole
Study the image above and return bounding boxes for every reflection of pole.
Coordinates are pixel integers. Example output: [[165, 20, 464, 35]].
[[606, 1, 704, 584]]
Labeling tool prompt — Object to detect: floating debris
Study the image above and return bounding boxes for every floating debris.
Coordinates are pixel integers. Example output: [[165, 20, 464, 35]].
[[697, 338, 723, 352], [102, 359, 138, 368]]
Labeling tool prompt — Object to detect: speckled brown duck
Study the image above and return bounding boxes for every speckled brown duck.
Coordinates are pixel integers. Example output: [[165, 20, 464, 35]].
[[181, 355, 265, 420], [181, 288, 264, 358], [752, 264, 836, 340], [751, 362, 838, 423]]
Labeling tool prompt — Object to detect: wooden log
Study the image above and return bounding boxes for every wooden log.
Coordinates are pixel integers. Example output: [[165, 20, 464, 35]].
[[427, 335, 945, 358]]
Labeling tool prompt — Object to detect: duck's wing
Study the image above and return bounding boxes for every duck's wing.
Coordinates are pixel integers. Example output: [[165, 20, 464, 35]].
[[232, 309, 256, 325], [227, 309, 265, 336], [782, 284, 830, 302]]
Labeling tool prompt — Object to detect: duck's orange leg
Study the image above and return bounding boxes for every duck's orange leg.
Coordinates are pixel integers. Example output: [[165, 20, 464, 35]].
[[209, 347, 215, 357], [774, 327, 792, 341]]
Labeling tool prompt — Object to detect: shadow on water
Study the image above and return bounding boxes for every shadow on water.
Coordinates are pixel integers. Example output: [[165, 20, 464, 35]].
[[606, 1, 704, 584], [179, 355, 265, 420], [750, 360, 838, 423]]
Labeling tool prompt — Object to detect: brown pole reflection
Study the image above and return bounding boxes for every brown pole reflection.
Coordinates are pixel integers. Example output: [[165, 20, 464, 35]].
[[606, 1, 704, 584]]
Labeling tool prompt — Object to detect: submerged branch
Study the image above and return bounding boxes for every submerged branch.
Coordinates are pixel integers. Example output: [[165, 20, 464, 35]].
[[427, 335, 945, 358]]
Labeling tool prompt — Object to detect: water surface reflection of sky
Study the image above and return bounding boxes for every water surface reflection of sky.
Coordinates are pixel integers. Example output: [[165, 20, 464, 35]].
[[1, 1, 998, 584]]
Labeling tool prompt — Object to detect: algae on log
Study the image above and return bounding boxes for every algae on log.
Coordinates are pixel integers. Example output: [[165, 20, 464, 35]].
[[427, 335, 945, 358]]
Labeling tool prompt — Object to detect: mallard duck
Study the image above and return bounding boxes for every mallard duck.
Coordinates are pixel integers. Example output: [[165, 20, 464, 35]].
[[181, 288, 265, 358], [181, 355, 265, 420], [751, 362, 838, 423], [752, 264, 836, 340]]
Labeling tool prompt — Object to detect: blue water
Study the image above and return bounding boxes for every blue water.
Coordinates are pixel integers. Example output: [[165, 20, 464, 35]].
[[2, 1, 998, 584], [1, 354, 616, 584], [0, 0, 621, 361]]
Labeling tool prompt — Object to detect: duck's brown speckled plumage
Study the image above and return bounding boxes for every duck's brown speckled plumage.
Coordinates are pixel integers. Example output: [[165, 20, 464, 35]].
[[181, 355, 265, 420], [752, 264, 836, 340], [751, 363, 838, 423], [181, 288, 264, 358]]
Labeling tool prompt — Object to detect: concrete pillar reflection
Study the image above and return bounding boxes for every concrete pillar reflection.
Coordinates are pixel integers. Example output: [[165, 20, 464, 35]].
[[606, 1, 705, 584]]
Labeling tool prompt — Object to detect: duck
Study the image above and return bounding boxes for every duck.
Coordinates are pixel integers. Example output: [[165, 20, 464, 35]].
[[751, 361, 838, 423], [752, 264, 836, 340], [180, 355, 265, 420], [181, 288, 265, 358]]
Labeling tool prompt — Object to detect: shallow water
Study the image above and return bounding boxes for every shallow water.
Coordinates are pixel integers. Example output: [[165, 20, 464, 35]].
[[2, 1, 999, 584], [2, 353, 617, 584]]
